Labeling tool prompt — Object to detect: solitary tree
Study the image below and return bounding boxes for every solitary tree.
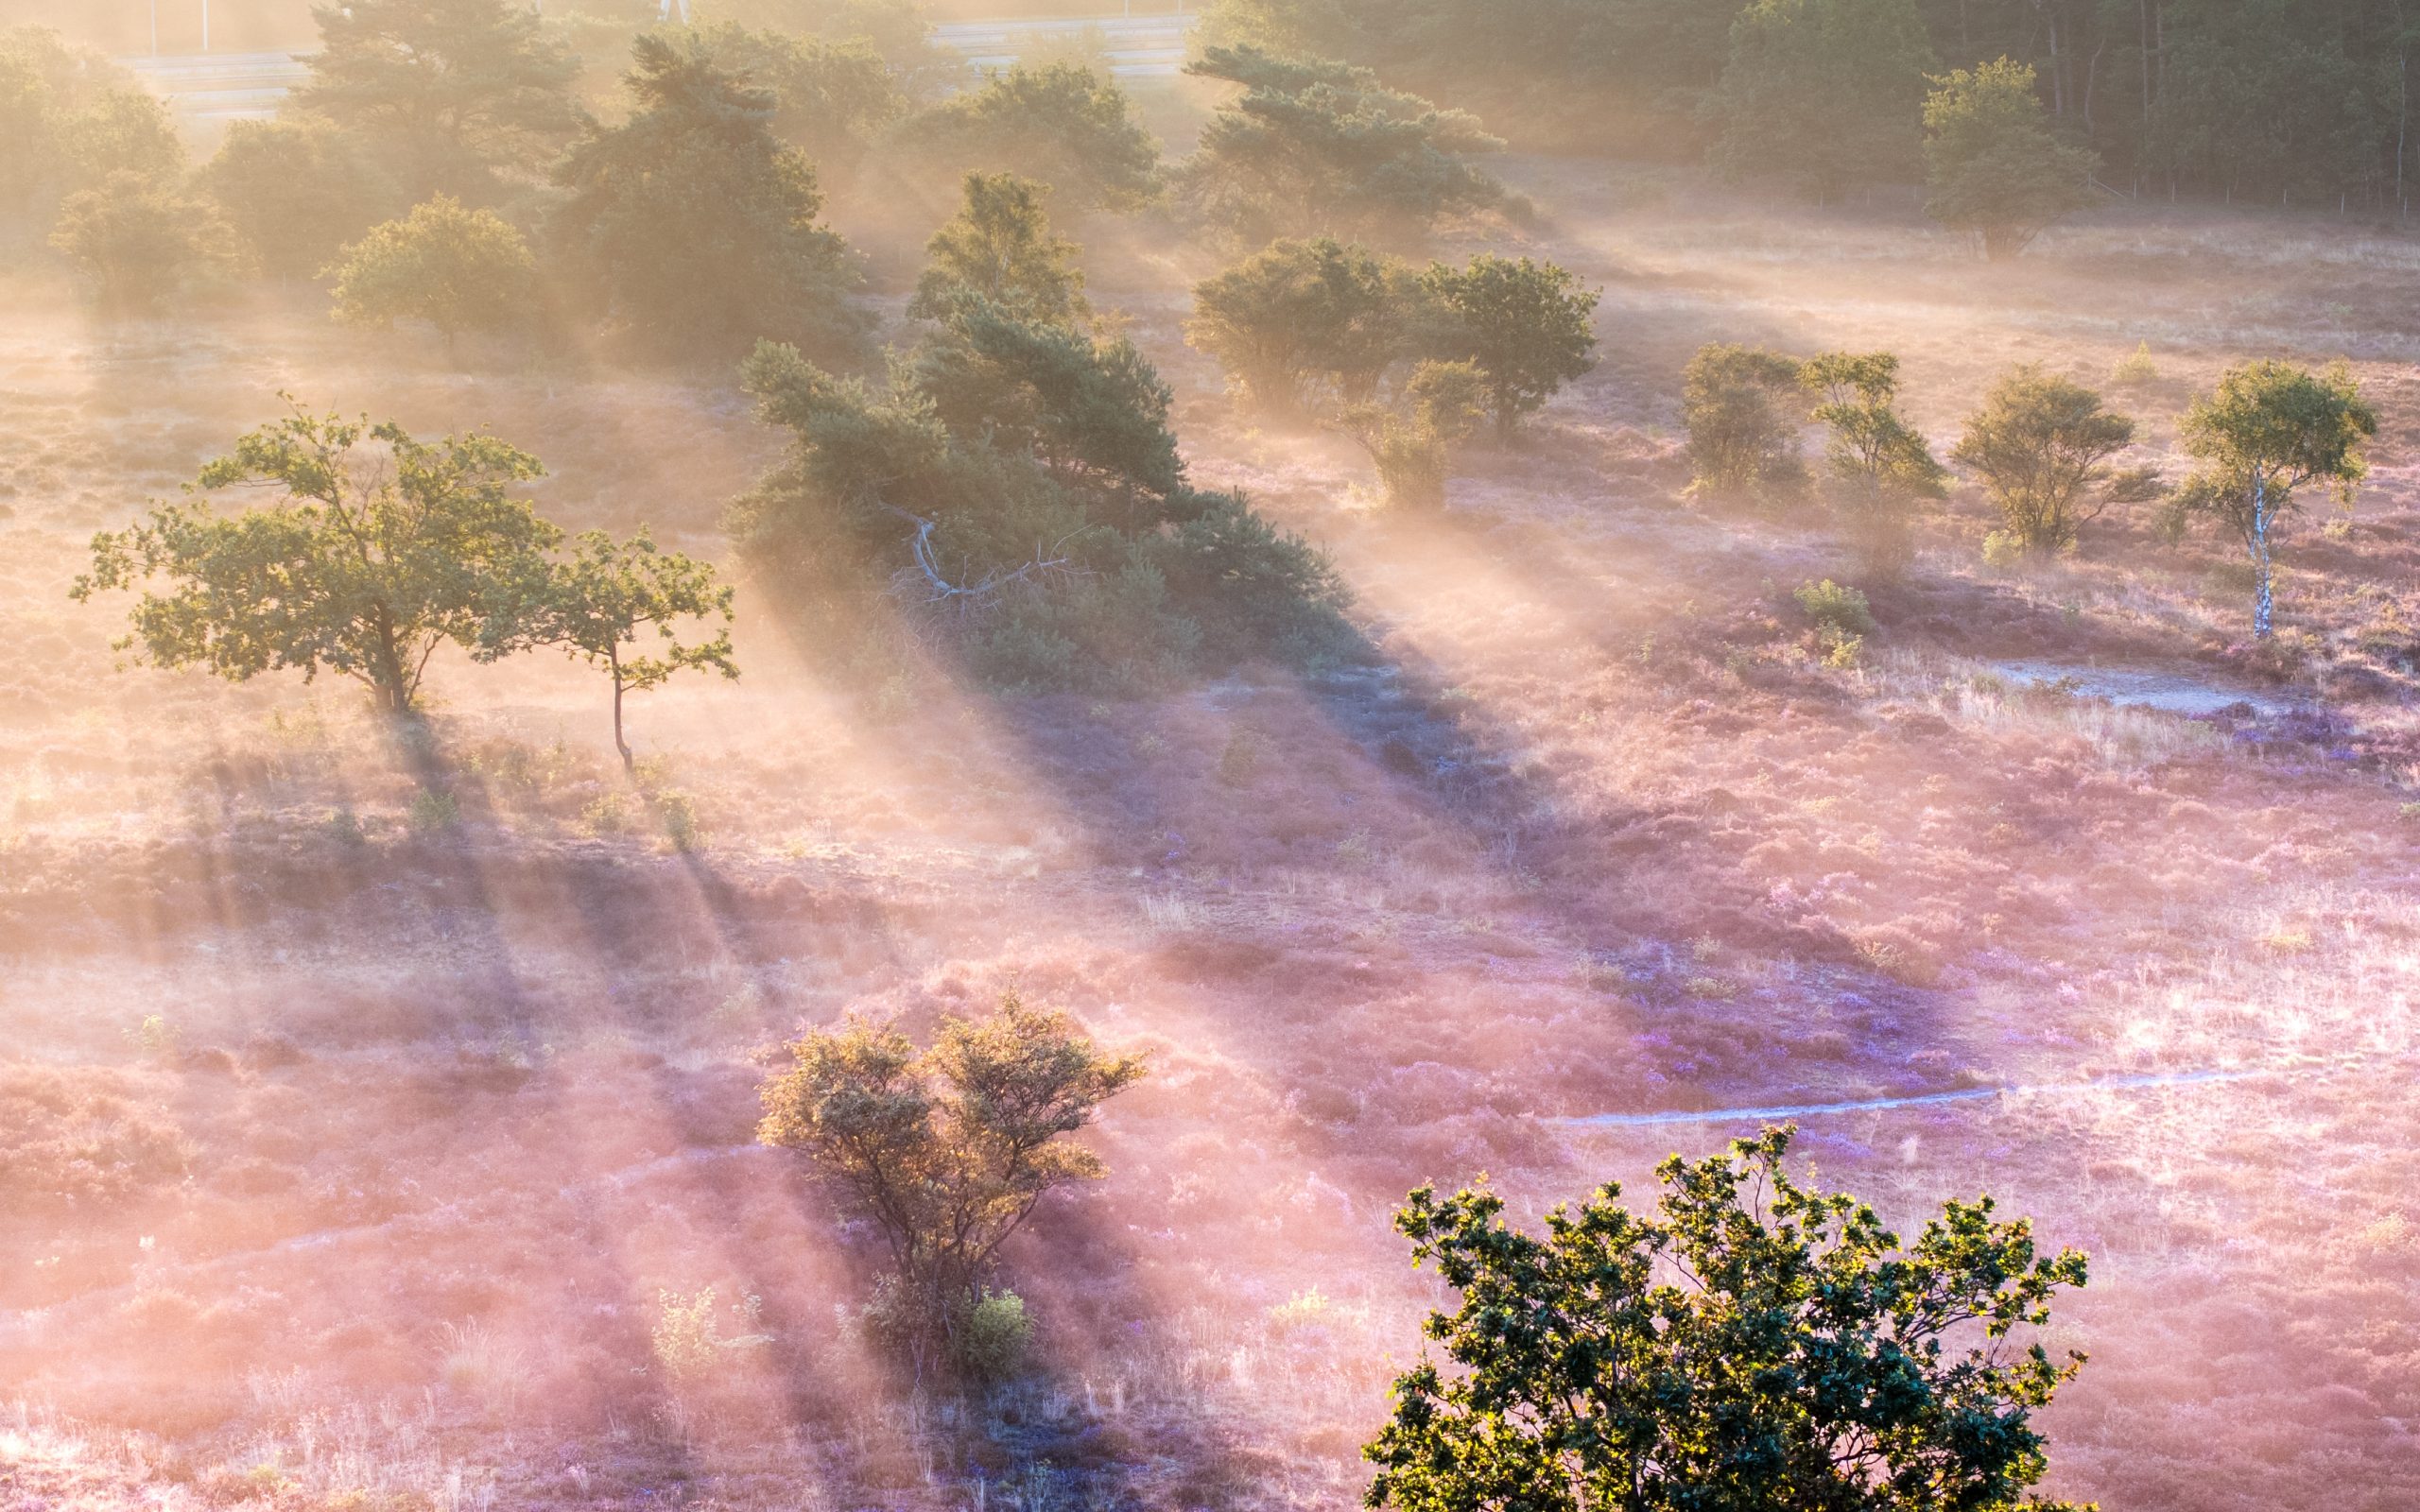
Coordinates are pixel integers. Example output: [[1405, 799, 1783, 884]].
[[74, 404, 560, 718], [48, 171, 233, 316], [1682, 342, 1806, 501], [890, 63, 1161, 213], [2175, 360, 2377, 639], [1706, 0, 1936, 203], [1420, 253, 1598, 440], [326, 196, 541, 358], [203, 117, 402, 284], [908, 171, 1090, 329], [1186, 236, 1412, 412], [1801, 351, 1946, 575], [553, 33, 863, 357], [498, 530, 736, 772], [1924, 60, 2099, 259], [1180, 45, 1503, 241], [298, 0, 584, 199], [756, 993, 1145, 1374], [1953, 366, 2158, 556], [1367, 1125, 2092, 1512]]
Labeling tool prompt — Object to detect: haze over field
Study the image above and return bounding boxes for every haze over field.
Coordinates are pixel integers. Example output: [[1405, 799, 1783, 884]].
[[5, 2, 2420, 1510]]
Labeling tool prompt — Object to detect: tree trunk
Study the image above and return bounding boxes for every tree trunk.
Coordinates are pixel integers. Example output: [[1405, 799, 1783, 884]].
[[611, 646, 634, 773], [2251, 474, 2274, 640]]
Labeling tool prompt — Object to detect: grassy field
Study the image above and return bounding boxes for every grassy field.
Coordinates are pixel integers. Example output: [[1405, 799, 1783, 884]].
[[7, 162, 2420, 1510]]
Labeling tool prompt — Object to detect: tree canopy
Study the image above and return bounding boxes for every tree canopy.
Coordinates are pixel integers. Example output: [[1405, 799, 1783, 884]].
[[1419, 254, 1599, 439], [202, 117, 403, 283], [908, 171, 1090, 330], [1924, 60, 2099, 259], [1704, 0, 1937, 202], [74, 404, 560, 718], [1803, 350, 1947, 575], [49, 171, 232, 317], [1682, 343, 1807, 502], [552, 32, 864, 357], [890, 63, 1161, 212], [1367, 1125, 2091, 1512], [688, 21, 909, 167], [1179, 44, 1504, 242], [297, 0, 585, 200], [1186, 236, 1414, 413]]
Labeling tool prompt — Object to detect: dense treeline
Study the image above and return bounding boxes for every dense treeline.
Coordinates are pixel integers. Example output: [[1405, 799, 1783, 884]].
[[1207, 0, 2420, 213]]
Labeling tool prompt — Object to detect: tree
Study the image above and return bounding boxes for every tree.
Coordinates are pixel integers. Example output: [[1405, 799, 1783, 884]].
[[1802, 351, 1947, 575], [48, 172, 233, 317], [498, 530, 736, 772], [1682, 342, 1806, 501], [297, 0, 584, 199], [1706, 0, 1937, 202], [689, 22, 909, 166], [553, 33, 864, 357], [1180, 45, 1504, 241], [327, 196, 541, 357], [202, 118, 403, 284], [908, 171, 1090, 329], [1419, 253, 1599, 441], [73, 404, 560, 719], [1924, 60, 2099, 258], [0, 28, 164, 219], [1186, 237, 1414, 413], [756, 993, 1145, 1373], [1953, 366, 2158, 556], [890, 63, 1161, 212], [53, 87, 185, 189], [1366, 1125, 2092, 1512], [2175, 359, 2377, 639]]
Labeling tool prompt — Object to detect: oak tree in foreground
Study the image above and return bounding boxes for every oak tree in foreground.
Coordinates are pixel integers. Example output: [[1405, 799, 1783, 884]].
[[1368, 1125, 2091, 1512], [757, 993, 1144, 1378], [74, 404, 558, 718], [498, 530, 736, 772], [2174, 359, 2376, 640]]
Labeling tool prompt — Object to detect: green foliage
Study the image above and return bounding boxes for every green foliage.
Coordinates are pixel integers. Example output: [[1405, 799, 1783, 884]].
[[1706, 0, 1936, 202], [908, 171, 1089, 329], [1179, 44, 1504, 242], [710, 0, 961, 99], [299, 0, 585, 199], [687, 21, 908, 166], [650, 1286, 769, 1390], [757, 992, 1143, 1375], [491, 529, 737, 771], [202, 118, 404, 282], [1681, 343, 1806, 501], [731, 294, 1350, 695], [1418, 254, 1599, 440], [74, 404, 561, 717], [52, 87, 186, 190], [1367, 1125, 2091, 1512], [2110, 343, 2158, 388], [958, 1288, 1035, 1383], [327, 196, 541, 353], [1924, 60, 2099, 259], [1186, 237, 1415, 412], [0, 27, 187, 216], [890, 63, 1160, 212], [1952, 366, 2155, 556], [2175, 359, 2376, 638], [553, 33, 863, 358], [48, 172, 233, 317], [1802, 350, 1946, 576], [1339, 359, 1486, 509], [1792, 576, 1874, 634]]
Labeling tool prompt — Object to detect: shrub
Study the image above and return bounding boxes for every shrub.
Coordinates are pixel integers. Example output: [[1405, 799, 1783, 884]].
[[957, 1288, 1035, 1383], [1952, 365, 2158, 555], [1187, 236, 1414, 412], [1682, 343, 1806, 501], [2111, 342, 2158, 387], [756, 992, 1144, 1378], [48, 171, 233, 316], [1802, 351, 1946, 576], [1338, 358, 1486, 508], [1792, 577, 1874, 634], [327, 196, 541, 356], [1419, 254, 1598, 440]]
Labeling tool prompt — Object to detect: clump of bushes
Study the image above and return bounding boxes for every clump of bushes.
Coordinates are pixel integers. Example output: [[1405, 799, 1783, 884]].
[[1793, 578, 1873, 667]]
